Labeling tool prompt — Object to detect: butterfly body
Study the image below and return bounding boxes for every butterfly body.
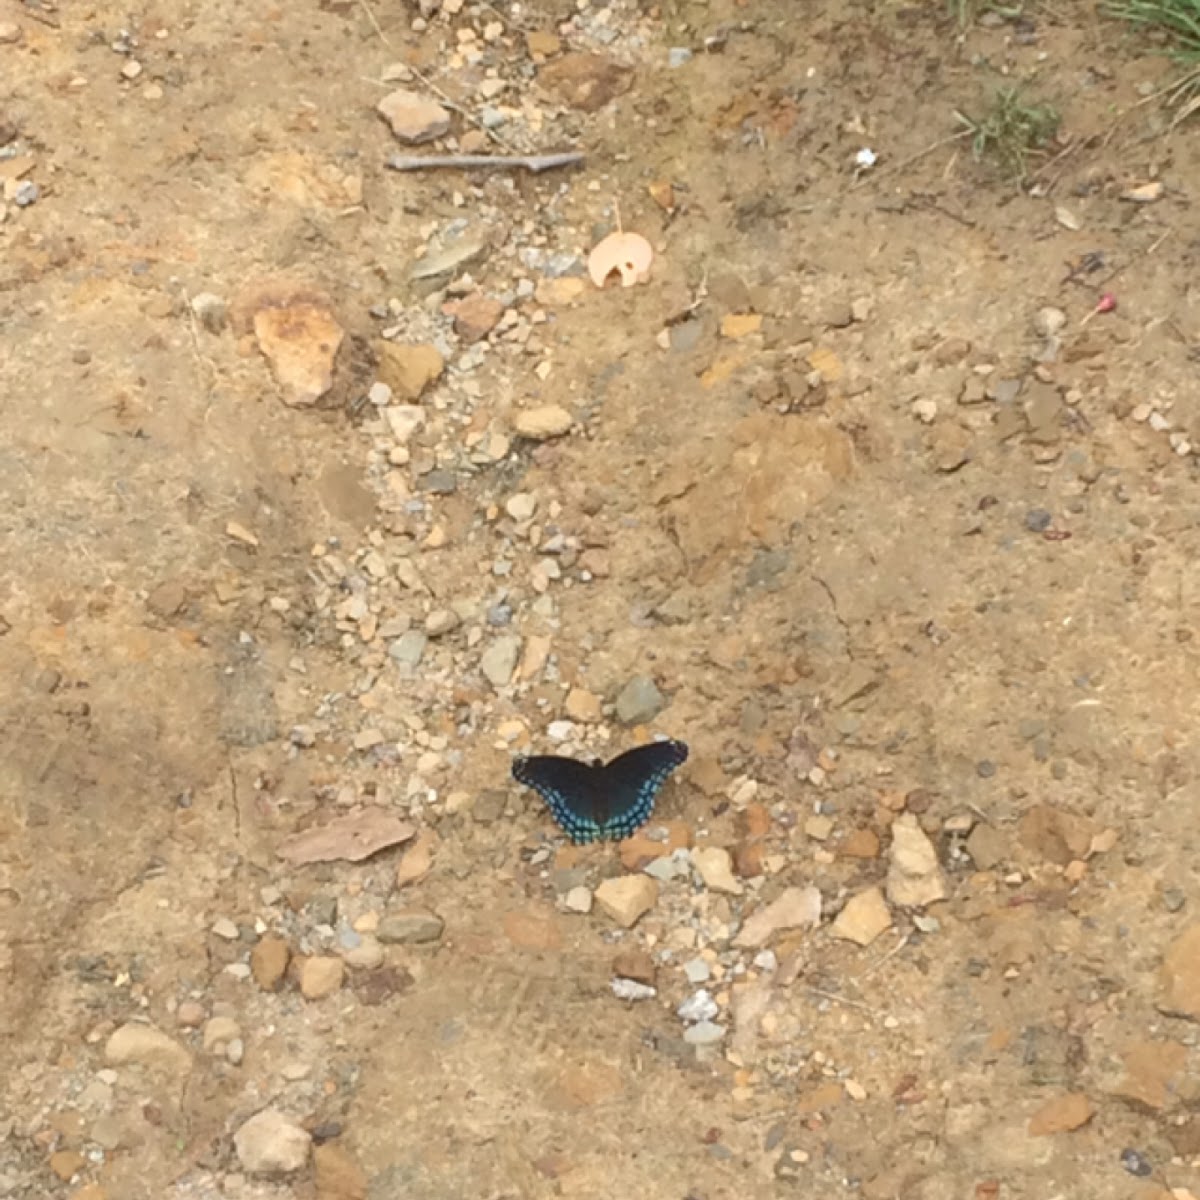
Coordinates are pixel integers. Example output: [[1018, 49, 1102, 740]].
[[512, 739, 689, 843]]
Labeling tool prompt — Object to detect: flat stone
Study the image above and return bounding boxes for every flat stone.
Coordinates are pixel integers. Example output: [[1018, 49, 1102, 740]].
[[389, 629, 428, 668], [450, 292, 505, 343], [1027, 1092, 1095, 1135], [683, 1020, 727, 1046], [564, 687, 602, 723], [481, 635, 521, 688], [886, 814, 947, 907], [382, 404, 426, 444], [614, 675, 665, 725], [733, 885, 821, 949], [424, 608, 460, 637], [254, 303, 344, 408], [594, 875, 658, 928], [343, 936, 384, 970], [563, 885, 593, 914], [377, 909, 444, 944], [377, 88, 451, 143], [234, 1109, 312, 1175], [692, 846, 743, 895], [1114, 1039, 1188, 1111], [375, 342, 444, 401], [612, 948, 656, 985], [1161, 925, 1200, 1020], [313, 1143, 369, 1200], [250, 936, 289, 995], [104, 1024, 191, 1074], [299, 956, 345, 1000], [513, 405, 572, 440], [537, 52, 632, 112], [505, 492, 538, 521], [831, 887, 893, 947]]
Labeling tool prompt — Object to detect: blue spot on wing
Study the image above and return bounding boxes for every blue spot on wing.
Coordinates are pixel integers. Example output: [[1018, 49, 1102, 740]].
[[512, 739, 688, 844]]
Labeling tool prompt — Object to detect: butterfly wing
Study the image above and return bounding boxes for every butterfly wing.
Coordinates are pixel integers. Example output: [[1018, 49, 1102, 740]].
[[595, 739, 689, 841], [512, 755, 606, 844]]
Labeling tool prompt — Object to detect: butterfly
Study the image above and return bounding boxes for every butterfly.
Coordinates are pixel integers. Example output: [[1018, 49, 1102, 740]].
[[512, 739, 689, 844]]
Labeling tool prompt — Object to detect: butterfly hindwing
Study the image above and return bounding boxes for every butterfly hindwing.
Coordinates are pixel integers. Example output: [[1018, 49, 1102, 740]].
[[512, 739, 688, 844], [512, 755, 605, 843]]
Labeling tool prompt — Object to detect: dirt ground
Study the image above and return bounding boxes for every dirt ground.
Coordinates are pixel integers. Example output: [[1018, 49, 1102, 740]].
[[6, 0, 1200, 1196]]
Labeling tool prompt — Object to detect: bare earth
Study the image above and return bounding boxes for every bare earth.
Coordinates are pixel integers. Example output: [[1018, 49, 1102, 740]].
[[5, 1, 1200, 1197]]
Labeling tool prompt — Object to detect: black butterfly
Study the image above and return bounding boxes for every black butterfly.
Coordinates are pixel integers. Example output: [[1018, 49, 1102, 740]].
[[512, 739, 689, 844]]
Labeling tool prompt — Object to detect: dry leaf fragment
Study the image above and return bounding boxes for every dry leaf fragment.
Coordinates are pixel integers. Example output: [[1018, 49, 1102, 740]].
[[648, 180, 675, 211], [277, 808, 416, 865], [587, 231, 653, 289]]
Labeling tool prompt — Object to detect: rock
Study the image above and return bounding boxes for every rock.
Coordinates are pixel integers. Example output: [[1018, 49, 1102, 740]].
[[202, 1017, 242, 1054], [683, 1021, 726, 1046], [564, 885, 593, 914], [1018, 804, 1095, 866], [1160, 925, 1200, 1020], [394, 831, 436, 887], [537, 52, 633, 112], [0, 22, 23, 44], [389, 629, 428, 669], [481, 635, 521, 688], [840, 828, 881, 859], [526, 29, 561, 57], [375, 342, 444, 401], [1034, 306, 1067, 337], [104, 1024, 191, 1074], [234, 1109, 312, 1175], [564, 687, 602, 722], [424, 608, 460, 637], [594, 875, 658, 928], [612, 948, 656, 985], [254, 303, 344, 407], [513, 405, 573, 440], [211, 916, 239, 940], [733, 885, 822, 949], [614, 676, 665, 725], [684, 957, 711, 984], [49, 1150, 85, 1181], [1027, 1092, 1095, 1135], [342, 936, 384, 970], [377, 88, 451, 143], [313, 1142, 369, 1200], [677, 989, 719, 1023], [965, 823, 1008, 870], [383, 405, 426, 445], [299, 956, 345, 1000], [176, 1000, 206, 1027], [505, 492, 538, 521], [886, 814, 947, 907], [1114, 1040, 1188, 1111], [611, 977, 656, 1002], [692, 846, 743, 895], [377, 909, 444, 944], [831, 887, 893, 947], [449, 292, 505, 343], [502, 909, 562, 951]]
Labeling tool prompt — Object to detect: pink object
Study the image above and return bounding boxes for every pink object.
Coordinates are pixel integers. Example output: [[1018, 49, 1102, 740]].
[[1095, 292, 1117, 314]]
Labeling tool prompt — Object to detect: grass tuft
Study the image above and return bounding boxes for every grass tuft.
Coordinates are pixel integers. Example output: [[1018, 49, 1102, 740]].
[[954, 87, 1060, 181]]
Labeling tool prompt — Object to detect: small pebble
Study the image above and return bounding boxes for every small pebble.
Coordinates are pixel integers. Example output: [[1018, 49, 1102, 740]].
[[1024, 508, 1052, 533]]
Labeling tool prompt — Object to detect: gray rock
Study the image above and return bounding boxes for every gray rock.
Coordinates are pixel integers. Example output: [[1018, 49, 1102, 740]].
[[683, 1020, 727, 1046], [377, 910, 444, 944], [615, 675, 665, 725], [389, 630, 428, 668], [676, 989, 719, 1023], [480, 635, 521, 688]]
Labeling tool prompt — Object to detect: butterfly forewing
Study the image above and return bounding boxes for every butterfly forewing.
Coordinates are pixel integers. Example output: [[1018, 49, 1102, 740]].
[[512, 738, 688, 844]]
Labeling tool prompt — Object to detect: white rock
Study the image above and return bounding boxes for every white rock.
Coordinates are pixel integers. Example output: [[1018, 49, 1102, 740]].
[[683, 1020, 726, 1045], [610, 977, 656, 1002], [233, 1109, 312, 1175], [564, 885, 593, 914], [677, 989, 719, 1023], [733, 885, 822, 949]]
